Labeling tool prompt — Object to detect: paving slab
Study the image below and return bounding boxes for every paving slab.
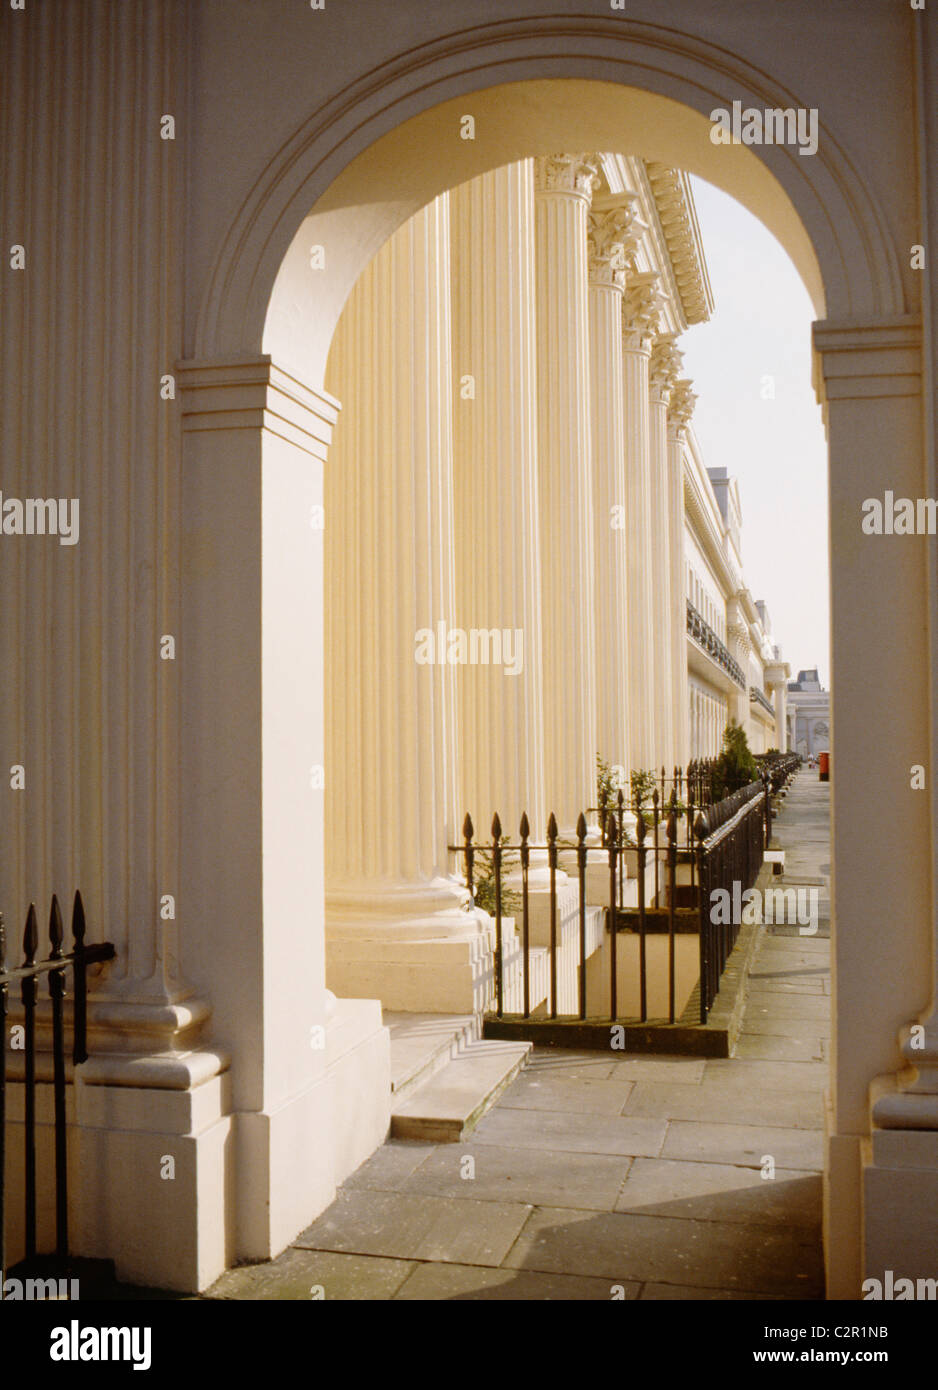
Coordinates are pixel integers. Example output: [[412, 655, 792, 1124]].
[[503, 1206, 824, 1297], [605, 1055, 708, 1084], [744, 992, 830, 1020], [740, 1015, 830, 1040], [745, 977, 827, 996], [207, 1247, 415, 1301], [703, 1058, 828, 1091], [661, 1119, 824, 1171], [294, 1189, 531, 1267], [399, 1140, 632, 1211], [497, 1071, 635, 1115], [614, 1157, 822, 1230], [470, 1104, 667, 1158], [344, 1139, 436, 1191], [734, 1032, 826, 1062], [393, 1261, 636, 1300], [639, 1282, 787, 1300], [623, 1080, 823, 1129]]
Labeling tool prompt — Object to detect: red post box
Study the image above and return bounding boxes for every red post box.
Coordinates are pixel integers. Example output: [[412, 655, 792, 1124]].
[[818, 751, 830, 782]]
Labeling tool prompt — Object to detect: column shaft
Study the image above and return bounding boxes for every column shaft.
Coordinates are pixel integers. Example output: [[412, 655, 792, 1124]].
[[535, 155, 598, 829], [451, 161, 545, 839], [324, 196, 470, 931]]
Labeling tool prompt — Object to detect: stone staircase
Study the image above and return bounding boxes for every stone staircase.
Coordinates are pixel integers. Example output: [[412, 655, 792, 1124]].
[[385, 1011, 530, 1143]]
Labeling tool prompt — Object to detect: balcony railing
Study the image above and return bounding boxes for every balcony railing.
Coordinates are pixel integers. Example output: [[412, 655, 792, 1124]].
[[686, 599, 746, 689], [750, 686, 775, 717]]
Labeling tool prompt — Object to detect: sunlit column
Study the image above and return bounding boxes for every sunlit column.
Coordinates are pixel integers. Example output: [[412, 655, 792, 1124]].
[[587, 193, 643, 793], [534, 154, 599, 830], [450, 161, 545, 840], [324, 196, 478, 941], [621, 271, 664, 773], [668, 378, 697, 768], [648, 334, 683, 774]]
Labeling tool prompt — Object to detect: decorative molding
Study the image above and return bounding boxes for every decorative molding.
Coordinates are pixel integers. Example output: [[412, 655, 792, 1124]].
[[622, 271, 664, 352], [177, 355, 341, 461], [668, 377, 697, 437], [649, 333, 684, 401], [644, 163, 714, 327], [534, 153, 599, 203], [588, 193, 645, 291]]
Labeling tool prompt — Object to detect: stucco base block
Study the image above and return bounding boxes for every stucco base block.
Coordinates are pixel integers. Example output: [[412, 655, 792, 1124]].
[[235, 997, 390, 1270], [824, 1097, 863, 1299], [73, 1075, 234, 1294], [325, 997, 391, 1187], [326, 933, 496, 1013], [863, 1135, 938, 1285]]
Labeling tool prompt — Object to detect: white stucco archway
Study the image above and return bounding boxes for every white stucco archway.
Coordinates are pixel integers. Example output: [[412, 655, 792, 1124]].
[[178, 17, 932, 1297]]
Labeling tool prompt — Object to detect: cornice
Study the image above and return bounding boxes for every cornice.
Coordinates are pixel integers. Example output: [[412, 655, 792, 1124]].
[[644, 163, 714, 328]]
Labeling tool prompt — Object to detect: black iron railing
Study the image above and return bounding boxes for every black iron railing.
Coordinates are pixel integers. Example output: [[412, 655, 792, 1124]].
[[694, 779, 770, 1019], [451, 775, 772, 1045], [0, 892, 114, 1293], [686, 599, 747, 689], [750, 686, 776, 717]]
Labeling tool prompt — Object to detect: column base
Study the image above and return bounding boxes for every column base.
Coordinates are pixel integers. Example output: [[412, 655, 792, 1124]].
[[7, 998, 391, 1294], [862, 1124, 938, 1291]]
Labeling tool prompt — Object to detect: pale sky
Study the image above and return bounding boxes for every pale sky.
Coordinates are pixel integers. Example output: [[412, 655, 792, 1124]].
[[680, 176, 830, 690]]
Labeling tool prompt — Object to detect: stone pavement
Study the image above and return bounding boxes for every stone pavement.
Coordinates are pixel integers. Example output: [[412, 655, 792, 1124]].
[[207, 769, 831, 1301]]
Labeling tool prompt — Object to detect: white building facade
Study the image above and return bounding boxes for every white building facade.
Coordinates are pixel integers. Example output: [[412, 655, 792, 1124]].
[[2, 0, 936, 1304]]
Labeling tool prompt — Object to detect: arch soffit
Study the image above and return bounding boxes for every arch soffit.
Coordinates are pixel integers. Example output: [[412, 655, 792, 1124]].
[[194, 16, 906, 386]]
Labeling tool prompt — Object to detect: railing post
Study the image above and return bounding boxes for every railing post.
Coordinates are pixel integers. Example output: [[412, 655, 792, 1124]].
[[695, 811, 710, 1022], [491, 814, 504, 1019], [637, 809, 647, 1023], [667, 800, 677, 1024], [463, 813, 475, 905], [576, 813, 588, 1020], [519, 812, 531, 1019], [607, 806, 618, 1022], [20, 903, 40, 1265], [547, 812, 558, 1020], [48, 896, 69, 1260], [0, 911, 6, 1291]]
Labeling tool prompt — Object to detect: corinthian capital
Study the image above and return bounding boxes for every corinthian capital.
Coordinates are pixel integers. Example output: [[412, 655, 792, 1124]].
[[668, 378, 697, 438], [622, 271, 664, 352], [534, 153, 600, 203], [649, 334, 684, 401], [587, 194, 645, 291]]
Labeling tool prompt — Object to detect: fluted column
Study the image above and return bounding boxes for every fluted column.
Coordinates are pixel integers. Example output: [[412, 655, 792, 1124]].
[[621, 271, 664, 773], [451, 162, 545, 839], [324, 196, 477, 942], [668, 378, 697, 767], [648, 334, 683, 773], [587, 194, 643, 792], [535, 154, 599, 830]]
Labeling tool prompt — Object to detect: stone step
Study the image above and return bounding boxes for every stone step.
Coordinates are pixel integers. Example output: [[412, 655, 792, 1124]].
[[383, 1012, 480, 1108], [390, 1038, 532, 1143]]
